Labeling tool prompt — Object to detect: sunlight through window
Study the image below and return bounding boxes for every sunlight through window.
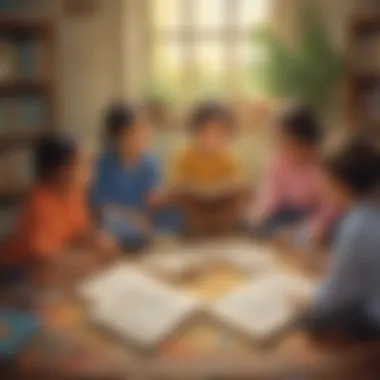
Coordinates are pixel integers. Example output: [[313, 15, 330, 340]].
[[148, 0, 272, 101]]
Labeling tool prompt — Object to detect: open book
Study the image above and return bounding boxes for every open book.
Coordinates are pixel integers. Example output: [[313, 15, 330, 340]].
[[143, 249, 211, 280], [78, 266, 201, 351], [143, 241, 278, 280], [214, 242, 279, 275], [211, 273, 315, 343]]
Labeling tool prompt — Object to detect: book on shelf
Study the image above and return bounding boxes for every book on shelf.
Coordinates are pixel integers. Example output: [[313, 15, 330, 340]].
[[355, 0, 380, 15], [16, 95, 46, 130], [0, 96, 46, 134], [0, 39, 17, 82], [356, 34, 380, 72], [0, 97, 15, 134], [0, 0, 20, 12], [17, 40, 46, 81], [211, 273, 315, 343], [354, 37, 375, 73], [0, 204, 20, 238], [78, 265, 202, 351], [0, 147, 33, 195]]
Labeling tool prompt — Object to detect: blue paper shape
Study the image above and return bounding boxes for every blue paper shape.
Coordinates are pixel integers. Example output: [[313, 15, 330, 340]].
[[0, 0, 20, 11], [17, 41, 37, 79], [0, 308, 39, 359]]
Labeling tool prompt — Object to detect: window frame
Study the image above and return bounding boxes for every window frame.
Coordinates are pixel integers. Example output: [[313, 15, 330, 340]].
[[144, 0, 272, 100]]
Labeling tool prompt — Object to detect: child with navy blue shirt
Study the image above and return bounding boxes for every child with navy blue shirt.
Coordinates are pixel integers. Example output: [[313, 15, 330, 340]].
[[301, 136, 380, 342], [91, 102, 180, 250]]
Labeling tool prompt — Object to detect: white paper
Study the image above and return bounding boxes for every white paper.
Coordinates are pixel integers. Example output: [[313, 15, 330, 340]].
[[216, 243, 279, 274], [79, 267, 200, 349], [212, 273, 315, 342], [143, 249, 211, 279], [77, 263, 132, 301]]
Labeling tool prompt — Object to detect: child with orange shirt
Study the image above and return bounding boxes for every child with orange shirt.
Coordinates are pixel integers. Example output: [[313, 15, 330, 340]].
[[1, 134, 115, 287]]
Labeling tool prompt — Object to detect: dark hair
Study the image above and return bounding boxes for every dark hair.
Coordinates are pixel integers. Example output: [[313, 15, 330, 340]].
[[277, 105, 322, 146], [189, 101, 236, 133], [104, 102, 139, 142], [324, 136, 380, 196], [35, 133, 78, 181]]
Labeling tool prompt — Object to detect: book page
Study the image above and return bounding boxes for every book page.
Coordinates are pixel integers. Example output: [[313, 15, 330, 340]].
[[213, 273, 315, 341], [86, 270, 200, 348], [77, 263, 134, 301], [143, 249, 211, 279], [217, 243, 279, 274]]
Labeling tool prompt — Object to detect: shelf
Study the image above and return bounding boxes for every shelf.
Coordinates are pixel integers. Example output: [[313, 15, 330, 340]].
[[0, 80, 51, 95], [0, 14, 51, 37], [0, 188, 27, 206], [352, 14, 380, 35], [351, 71, 380, 80], [0, 131, 45, 149]]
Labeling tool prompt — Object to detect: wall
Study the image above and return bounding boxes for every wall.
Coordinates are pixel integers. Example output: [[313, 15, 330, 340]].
[[27, 0, 124, 149], [58, 0, 124, 148], [31, 0, 355, 149], [272, 0, 355, 47]]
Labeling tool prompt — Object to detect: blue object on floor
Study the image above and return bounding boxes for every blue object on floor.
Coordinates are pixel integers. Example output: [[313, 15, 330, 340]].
[[101, 213, 148, 248], [0, 267, 27, 285], [153, 207, 183, 235], [0, 309, 40, 359], [0, 0, 20, 11], [259, 206, 308, 238]]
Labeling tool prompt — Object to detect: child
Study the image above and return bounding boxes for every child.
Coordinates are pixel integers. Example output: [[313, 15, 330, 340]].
[[250, 105, 337, 245], [91, 102, 178, 250], [1, 134, 115, 288], [170, 101, 247, 234], [301, 137, 380, 341]]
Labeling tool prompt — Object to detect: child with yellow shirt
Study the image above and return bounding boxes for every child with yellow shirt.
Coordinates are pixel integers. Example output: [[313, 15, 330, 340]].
[[169, 101, 247, 234]]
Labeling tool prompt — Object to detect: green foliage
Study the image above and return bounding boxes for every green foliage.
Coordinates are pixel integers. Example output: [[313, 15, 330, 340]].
[[251, 6, 345, 113], [143, 80, 173, 104]]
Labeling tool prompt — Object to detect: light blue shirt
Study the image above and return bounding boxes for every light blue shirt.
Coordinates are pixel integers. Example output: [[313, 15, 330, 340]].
[[91, 151, 159, 211], [312, 200, 380, 323]]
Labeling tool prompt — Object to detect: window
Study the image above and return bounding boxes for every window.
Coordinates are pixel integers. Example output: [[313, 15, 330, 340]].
[[147, 0, 272, 103]]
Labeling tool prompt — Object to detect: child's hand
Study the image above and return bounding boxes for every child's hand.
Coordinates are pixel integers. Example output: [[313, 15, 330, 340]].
[[94, 231, 118, 253], [246, 207, 266, 227], [146, 191, 167, 209], [129, 212, 153, 235], [104, 205, 153, 235], [103, 204, 125, 219], [307, 223, 324, 247], [290, 293, 309, 312]]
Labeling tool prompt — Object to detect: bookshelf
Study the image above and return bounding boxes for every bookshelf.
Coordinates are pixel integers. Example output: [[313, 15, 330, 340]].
[[0, 12, 55, 205], [346, 1, 380, 137]]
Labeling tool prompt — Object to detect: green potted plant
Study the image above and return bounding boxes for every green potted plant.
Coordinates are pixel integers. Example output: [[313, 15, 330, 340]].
[[250, 6, 345, 118]]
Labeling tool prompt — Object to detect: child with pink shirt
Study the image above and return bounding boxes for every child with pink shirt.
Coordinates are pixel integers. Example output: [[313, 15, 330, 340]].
[[251, 105, 340, 246]]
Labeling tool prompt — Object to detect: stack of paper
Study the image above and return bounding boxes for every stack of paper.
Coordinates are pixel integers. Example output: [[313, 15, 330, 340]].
[[142, 249, 212, 280], [143, 242, 277, 280], [215, 243, 279, 275], [211, 273, 315, 343], [78, 266, 201, 351], [78, 263, 132, 301]]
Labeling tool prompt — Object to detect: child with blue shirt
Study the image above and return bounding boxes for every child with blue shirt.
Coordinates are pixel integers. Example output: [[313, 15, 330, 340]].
[[300, 136, 380, 342], [91, 102, 179, 251]]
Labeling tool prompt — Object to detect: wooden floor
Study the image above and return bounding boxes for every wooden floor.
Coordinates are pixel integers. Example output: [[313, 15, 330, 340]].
[[8, 238, 380, 379]]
